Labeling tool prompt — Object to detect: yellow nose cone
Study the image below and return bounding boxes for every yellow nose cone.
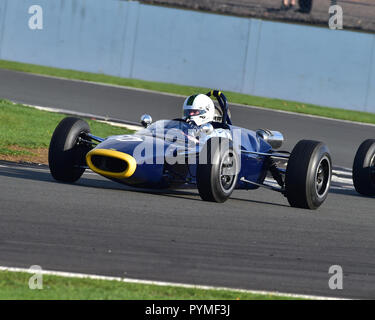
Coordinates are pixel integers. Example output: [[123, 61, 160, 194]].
[[86, 149, 137, 179]]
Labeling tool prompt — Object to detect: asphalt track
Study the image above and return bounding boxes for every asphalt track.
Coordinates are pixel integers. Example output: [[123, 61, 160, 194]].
[[1, 69, 375, 298]]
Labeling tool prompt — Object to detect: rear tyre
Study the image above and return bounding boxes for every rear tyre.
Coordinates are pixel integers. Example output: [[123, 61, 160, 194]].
[[196, 138, 239, 203], [352, 139, 375, 196], [285, 140, 332, 209], [48, 117, 91, 182]]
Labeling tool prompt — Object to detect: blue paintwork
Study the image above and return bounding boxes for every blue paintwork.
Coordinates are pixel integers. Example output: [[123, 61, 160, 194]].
[[90, 120, 273, 189], [231, 125, 272, 190]]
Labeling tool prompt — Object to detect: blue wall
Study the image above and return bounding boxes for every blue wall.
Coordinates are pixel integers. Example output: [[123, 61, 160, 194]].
[[0, 0, 374, 112]]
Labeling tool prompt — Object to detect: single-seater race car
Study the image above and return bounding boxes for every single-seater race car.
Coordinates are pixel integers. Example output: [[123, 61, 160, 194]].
[[353, 139, 375, 196], [48, 90, 332, 209]]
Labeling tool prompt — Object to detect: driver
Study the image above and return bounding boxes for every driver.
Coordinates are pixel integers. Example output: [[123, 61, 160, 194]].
[[182, 94, 215, 126]]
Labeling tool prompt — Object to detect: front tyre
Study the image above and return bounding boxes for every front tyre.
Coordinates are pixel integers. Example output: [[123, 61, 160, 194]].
[[352, 139, 375, 196], [285, 140, 332, 209], [196, 138, 239, 203], [48, 117, 91, 182]]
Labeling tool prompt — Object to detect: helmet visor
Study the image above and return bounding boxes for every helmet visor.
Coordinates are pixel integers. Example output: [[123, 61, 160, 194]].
[[183, 109, 206, 119]]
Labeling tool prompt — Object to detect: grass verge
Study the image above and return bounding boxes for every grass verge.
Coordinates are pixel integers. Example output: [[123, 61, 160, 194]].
[[0, 99, 133, 164], [1, 59, 375, 124], [0, 271, 299, 300]]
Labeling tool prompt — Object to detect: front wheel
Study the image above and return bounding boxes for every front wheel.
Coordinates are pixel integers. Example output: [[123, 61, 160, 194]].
[[352, 139, 375, 196], [48, 117, 91, 182], [196, 138, 239, 203], [285, 140, 332, 209]]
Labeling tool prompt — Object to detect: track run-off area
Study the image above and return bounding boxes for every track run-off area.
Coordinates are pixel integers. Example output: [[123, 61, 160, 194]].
[[0, 69, 375, 299]]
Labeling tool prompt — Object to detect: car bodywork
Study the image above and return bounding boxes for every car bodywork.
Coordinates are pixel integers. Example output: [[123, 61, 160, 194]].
[[49, 90, 332, 209], [84, 91, 287, 192]]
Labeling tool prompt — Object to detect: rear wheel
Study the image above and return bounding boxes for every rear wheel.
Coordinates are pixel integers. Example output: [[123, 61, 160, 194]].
[[285, 140, 332, 209], [196, 138, 239, 203], [352, 139, 375, 196], [48, 117, 91, 182]]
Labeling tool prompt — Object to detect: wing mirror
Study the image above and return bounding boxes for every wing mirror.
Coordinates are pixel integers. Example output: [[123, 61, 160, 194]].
[[256, 129, 284, 149], [140, 114, 152, 128]]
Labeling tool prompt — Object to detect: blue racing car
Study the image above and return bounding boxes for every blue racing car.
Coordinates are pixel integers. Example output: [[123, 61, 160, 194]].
[[48, 90, 332, 209]]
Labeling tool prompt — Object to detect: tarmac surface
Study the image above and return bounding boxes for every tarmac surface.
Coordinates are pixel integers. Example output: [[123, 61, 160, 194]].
[[0, 68, 375, 298]]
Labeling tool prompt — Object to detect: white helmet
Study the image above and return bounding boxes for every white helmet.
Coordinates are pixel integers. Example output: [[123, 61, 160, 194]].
[[182, 94, 215, 126]]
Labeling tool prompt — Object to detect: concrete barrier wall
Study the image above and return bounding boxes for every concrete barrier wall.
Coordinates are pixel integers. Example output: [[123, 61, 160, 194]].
[[0, 0, 374, 112]]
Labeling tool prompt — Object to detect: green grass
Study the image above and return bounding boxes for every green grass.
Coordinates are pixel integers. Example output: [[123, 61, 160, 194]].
[[0, 99, 132, 157], [1, 59, 375, 124], [0, 271, 299, 300]]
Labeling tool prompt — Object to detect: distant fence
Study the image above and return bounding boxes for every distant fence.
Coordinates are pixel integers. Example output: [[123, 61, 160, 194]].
[[0, 0, 374, 112]]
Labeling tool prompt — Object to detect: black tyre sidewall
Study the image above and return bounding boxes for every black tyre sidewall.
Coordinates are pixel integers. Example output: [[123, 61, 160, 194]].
[[352, 139, 375, 196], [197, 138, 239, 203], [48, 117, 90, 182], [286, 140, 332, 209], [305, 146, 331, 209]]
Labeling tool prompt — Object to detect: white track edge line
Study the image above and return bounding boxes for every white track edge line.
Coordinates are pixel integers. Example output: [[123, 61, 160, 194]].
[[14, 102, 142, 130], [0, 266, 347, 300]]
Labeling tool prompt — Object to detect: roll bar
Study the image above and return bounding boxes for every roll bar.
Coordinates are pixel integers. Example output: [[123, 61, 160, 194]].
[[206, 90, 232, 125]]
